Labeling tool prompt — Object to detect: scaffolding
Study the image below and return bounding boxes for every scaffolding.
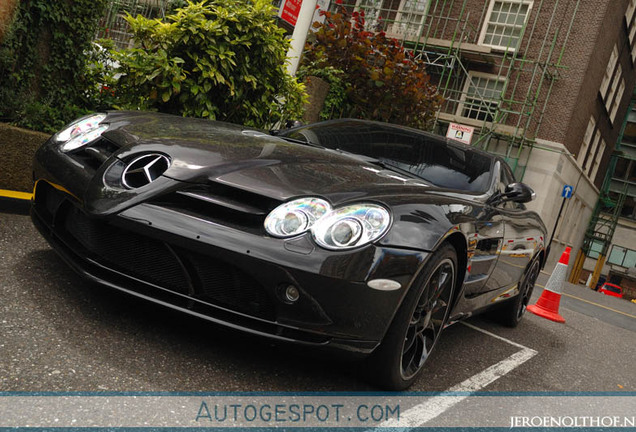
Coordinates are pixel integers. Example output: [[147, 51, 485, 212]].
[[96, 0, 174, 49], [343, 0, 579, 180]]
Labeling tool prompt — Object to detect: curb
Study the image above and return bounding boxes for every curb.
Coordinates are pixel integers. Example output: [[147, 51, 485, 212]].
[[0, 189, 32, 215]]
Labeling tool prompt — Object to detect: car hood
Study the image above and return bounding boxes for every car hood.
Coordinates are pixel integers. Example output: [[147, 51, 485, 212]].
[[103, 111, 449, 205]]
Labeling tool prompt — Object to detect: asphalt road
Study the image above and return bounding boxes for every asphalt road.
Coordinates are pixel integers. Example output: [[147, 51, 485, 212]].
[[1, 210, 635, 393]]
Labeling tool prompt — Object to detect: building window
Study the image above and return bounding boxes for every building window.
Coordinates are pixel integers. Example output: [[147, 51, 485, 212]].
[[584, 130, 601, 174], [577, 116, 596, 166], [604, 64, 623, 117], [392, 0, 429, 38], [356, 0, 386, 31], [600, 45, 618, 100], [588, 239, 603, 259], [479, 0, 533, 51], [622, 110, 636, 145], [457, 72, 506, 122], [627, 0, 636, 27], [610, 78, 626, 123], [608, 245, 636, 268], [589, 139, 606, 181], [355, 0, 429, 37]]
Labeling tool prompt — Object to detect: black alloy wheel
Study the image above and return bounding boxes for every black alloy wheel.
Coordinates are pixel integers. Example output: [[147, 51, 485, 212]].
[[368, 243, 457, 390], [500, 256, 541, 327]]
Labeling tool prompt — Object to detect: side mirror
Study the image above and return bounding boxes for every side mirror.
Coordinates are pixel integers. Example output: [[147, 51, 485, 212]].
[[269, 120, 304, 136], [503, 182, 535, 203]]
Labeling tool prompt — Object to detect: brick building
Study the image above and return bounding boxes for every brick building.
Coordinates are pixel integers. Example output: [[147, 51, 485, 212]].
[[322, 0, 636, 270], [570, 91, 636, 299]]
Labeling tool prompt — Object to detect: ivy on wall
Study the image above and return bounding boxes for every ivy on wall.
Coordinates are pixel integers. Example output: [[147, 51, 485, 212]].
[[0, 0, 107, 132]]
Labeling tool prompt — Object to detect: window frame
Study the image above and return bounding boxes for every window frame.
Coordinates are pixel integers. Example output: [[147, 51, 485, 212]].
[[456, 71, 507, 122], [577, 116, 596, 166], [354, 0, 386, 31], [589, 139, 606, 181], [608, 245, 636, 268], [478, 0, 534, 52], [391, 0, 430, 39], [588, 239, 603, 259], [610, 77, 626, 123], [600, 45, 618, 100], [583, 130, 601, 174], [627, 0, 636, 28]]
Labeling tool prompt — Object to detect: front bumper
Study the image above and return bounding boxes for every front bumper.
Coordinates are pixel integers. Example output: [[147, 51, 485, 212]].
[[32, 180, 429, 354]]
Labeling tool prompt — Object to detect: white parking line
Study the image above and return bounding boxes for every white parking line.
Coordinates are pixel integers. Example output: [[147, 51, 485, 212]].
[[379, 322, 538, 429]]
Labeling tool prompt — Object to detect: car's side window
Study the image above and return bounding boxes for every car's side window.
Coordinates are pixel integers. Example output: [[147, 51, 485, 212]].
[[498, 162, 521, 210]]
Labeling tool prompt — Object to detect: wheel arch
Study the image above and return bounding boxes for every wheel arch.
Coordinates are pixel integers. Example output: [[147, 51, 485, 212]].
[[443, 232, 468, 309]]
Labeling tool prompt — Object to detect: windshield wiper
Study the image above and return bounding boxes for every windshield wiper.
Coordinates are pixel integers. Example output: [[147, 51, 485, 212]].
[[275, 135, 324, 149], [331, 149, 423, 180], [372, 159, 425, 180]]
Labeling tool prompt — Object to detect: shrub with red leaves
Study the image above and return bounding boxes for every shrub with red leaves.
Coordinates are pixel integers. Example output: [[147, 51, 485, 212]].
[[303, 5, 443, 129]]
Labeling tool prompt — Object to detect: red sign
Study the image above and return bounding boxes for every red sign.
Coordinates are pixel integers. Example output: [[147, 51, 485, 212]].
[[280, 0, 302, 26]]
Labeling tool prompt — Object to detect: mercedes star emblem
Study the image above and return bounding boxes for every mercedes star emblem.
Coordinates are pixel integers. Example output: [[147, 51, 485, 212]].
[[121, 153, 171, 189]]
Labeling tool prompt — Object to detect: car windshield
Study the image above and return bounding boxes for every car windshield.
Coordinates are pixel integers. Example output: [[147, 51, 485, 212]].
[[279, 120, 493, 193], [603, 285, 621, 294]]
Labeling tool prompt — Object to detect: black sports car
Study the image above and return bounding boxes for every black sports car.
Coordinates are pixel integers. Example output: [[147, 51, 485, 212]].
[[31, 112, 547, 389]]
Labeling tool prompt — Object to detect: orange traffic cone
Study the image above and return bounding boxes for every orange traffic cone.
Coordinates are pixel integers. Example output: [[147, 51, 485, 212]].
[[527, 246, 571, 323]]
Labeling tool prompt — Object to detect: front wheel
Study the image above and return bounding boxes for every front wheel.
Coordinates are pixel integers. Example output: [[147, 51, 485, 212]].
[[366, 243, 457, 390]]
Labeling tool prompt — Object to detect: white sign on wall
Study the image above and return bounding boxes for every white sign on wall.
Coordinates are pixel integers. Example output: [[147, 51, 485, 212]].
[[446, 122, 475, 144]]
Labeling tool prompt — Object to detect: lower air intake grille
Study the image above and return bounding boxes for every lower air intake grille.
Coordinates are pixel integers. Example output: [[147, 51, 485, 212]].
[[63, 206, 190, 295], [59, 204, 275, 320], [183, 250, 276, 320]]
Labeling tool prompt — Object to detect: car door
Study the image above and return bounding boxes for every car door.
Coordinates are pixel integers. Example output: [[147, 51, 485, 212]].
[[463, 205, 506, 297], [492, 161, 535, 289]]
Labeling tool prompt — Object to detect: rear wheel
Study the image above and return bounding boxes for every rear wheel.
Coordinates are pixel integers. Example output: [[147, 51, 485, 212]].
[[499, 257, 540, 327], [367, 243, 457, 390]]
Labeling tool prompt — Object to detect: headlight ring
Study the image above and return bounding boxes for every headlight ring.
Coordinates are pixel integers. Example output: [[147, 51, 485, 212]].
[[265, 198, 391, 250], [56, 113, 108, 152], [312, 204, 391, 250], [264, 197, 331, 238]]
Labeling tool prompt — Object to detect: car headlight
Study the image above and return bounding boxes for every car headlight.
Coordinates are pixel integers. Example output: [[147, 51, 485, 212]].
[[55, 113, 108, 152], [264, 197, 331, 238], [312, 204, 391, 250]]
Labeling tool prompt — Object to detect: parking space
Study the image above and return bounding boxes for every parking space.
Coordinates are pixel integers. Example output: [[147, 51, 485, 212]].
[[1, 211, 635, 395]]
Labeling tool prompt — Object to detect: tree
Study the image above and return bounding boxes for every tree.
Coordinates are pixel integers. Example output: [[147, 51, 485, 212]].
[[113, 0, 306, 128], [302, 5, 443, 129]]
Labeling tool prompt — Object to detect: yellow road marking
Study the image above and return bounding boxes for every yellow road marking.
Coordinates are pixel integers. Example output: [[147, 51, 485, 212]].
[[0, 189, 33, 200], [536, 282, 636, 319], [560, 293, 636, 319]]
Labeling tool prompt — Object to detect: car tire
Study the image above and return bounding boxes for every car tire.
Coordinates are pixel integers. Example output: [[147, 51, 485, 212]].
[[499, 256, 541, 327], [366, 243, 457, 390]]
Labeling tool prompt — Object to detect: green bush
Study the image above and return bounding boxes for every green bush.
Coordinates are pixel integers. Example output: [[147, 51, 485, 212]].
[[113, 0, 306, 128], [0, 0, 107, 132], [302, 5, 443, 129]]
